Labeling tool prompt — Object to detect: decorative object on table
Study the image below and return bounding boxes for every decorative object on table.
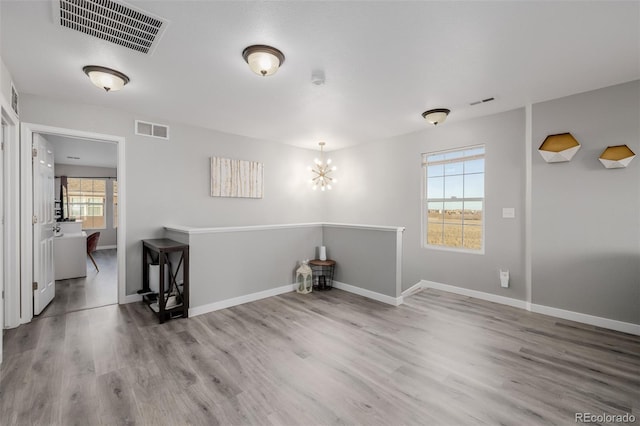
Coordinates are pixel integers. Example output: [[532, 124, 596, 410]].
[[295, 260, 313, 294], [242, 45, 285, 77], [421, 108, 450, 126], [538, 132, 581, 163], [598, 145, 636, 169], [309, 259, 336, 291], [319, 246, 327, 261], [210, 157, 264, 198], [309, 142, 337, 191]]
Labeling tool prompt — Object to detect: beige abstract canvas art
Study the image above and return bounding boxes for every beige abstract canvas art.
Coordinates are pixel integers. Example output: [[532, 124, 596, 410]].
[[210, 157, 263, 198]]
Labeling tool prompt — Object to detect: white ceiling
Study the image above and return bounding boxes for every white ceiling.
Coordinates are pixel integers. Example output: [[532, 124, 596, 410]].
[[44, 134, 117, 168], [2, 1, 639, 150]]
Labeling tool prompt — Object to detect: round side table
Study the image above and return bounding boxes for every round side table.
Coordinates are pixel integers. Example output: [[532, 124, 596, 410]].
[[308, 259, 336, 291]]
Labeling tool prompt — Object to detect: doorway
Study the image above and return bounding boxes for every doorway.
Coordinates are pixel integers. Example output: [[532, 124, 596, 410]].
[[20, 123, 126, 323], [38, 133, 119, 317]]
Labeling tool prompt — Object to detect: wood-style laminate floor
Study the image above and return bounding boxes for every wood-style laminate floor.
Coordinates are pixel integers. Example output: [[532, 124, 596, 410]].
[[1, 288, 638, 425], [39, 249, 118, 318]]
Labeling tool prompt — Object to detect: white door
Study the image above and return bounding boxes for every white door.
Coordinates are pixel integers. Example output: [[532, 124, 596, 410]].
[[33, 133, 55, 315]]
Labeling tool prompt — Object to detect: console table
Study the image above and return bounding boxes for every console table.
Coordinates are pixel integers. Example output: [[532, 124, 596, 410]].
[[141, 239, 189, 323]]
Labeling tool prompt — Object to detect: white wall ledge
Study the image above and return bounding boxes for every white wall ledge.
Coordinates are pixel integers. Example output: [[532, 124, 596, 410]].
[[165, 222, 405, 234], [322, 222, 405, 232]]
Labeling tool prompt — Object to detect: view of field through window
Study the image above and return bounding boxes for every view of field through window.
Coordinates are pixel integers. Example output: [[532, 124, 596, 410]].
[[66, 178, 106, 229], [424, 146, 485, 250]]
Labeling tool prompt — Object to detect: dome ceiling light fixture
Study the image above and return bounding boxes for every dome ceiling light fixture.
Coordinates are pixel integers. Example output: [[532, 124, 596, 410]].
[[422, 108, 451, 126], [83, 65, 130, 92], [242, 45, 285, 76]]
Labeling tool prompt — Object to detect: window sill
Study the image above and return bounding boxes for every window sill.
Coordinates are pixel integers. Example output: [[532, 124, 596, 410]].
[[422, 244, 485, 255]]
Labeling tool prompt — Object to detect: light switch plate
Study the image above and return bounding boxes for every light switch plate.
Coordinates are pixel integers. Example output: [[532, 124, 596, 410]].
[[502, 207, 515, 218]]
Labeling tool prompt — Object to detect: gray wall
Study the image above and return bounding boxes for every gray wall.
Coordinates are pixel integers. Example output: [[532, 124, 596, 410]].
[[325, 108, 527, 300], [532, 80, 640, 324], [20, 94, 325, 295], [18, 80, 639, 325], [322, 226, 400, 297], [54, 164, 118, 248], [166, 224, 402, 308], [174, 226, 322, 308], [0, 58, 13, 104]]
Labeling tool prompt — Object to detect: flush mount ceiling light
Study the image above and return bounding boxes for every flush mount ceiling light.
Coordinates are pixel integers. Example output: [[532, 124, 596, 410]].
[[242, 45, 285, 76], [82, 65, 130, 92], [308, 142, 337, 191], [422, 108, 451, 126]]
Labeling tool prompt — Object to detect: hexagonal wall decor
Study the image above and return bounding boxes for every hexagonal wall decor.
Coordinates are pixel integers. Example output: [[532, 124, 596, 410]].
[[598, 145, 636, 169], [538, 133, 581, 163]]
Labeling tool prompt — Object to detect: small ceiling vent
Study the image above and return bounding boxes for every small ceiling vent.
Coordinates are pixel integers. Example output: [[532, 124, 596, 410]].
[[135, 120, 169, 140], [469, 97, 495, 106], [54, 0, 169, 55]]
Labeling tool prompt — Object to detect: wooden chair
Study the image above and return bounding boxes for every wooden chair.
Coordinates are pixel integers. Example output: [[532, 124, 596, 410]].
[[87, 232, 101, 272]]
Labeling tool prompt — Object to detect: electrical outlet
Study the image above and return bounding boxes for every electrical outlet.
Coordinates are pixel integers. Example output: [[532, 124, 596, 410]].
[[499, 269, 509, 288]]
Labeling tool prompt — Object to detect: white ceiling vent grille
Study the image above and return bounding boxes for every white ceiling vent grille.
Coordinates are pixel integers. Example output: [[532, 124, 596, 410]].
[[54, 0, 169, 55], [135, 120, 169, 140]]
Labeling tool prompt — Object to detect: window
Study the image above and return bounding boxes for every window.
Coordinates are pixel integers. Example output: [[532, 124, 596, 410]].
[[113, 180, 118, 229], [67, 178, 106, 229], [423, 145, 485, 252]]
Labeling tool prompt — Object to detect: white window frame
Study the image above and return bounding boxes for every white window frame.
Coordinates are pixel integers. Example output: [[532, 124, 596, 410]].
[[113, 179, 118, 229], [67, 177, 107, 230], [421, 144, 485, 254]]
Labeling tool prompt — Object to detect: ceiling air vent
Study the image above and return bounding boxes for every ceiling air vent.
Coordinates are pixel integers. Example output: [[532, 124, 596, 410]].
[[135, 120, 169, 140], [54, 0, 169, 55], [470, 97, 495, 106]]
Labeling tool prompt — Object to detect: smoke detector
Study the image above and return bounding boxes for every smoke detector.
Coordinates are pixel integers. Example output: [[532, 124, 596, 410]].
[[311, 70, 326, 86]]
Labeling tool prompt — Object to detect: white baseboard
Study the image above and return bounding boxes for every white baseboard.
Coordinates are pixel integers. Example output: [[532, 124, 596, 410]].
[[401, 282, 423, 297], [97, 245, 117, 250], [333, 281, 403, 306], [530, 303, 640, 336], [189, 284, 296, 317], [189, 280, 403, 317], [421, 280, 528, 310], [121, 293, 142, 304], [420, 280, 640, 336]]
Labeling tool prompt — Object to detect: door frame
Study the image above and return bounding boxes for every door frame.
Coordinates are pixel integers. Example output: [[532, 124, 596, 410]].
[[20, 123, 127, 323], [0, 95, 20, 339]]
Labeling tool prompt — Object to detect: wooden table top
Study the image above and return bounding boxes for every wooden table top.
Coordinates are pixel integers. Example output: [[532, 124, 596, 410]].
[[309, 259, 336, 266]]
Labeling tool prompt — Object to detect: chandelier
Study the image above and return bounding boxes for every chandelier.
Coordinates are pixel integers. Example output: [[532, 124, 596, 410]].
[[309, 142, 337, 191]]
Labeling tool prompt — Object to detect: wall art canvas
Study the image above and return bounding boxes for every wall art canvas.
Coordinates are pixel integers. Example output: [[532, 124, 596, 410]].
[[210, 157, 263, 198]]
